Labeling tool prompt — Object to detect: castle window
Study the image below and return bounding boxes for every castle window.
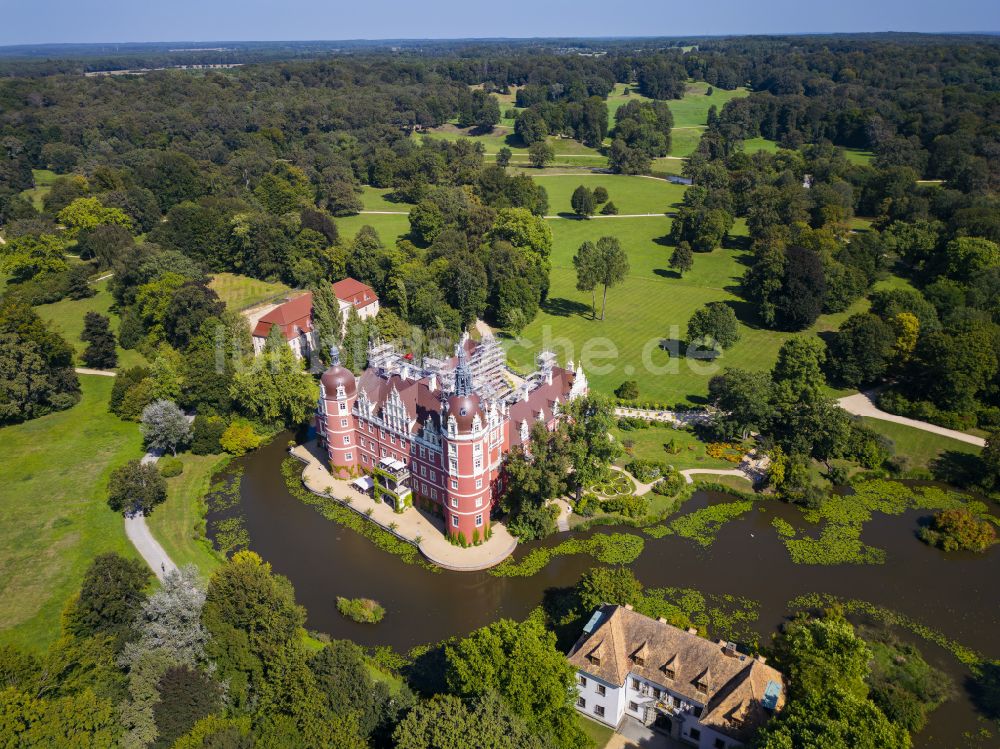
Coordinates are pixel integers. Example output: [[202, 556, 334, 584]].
[[451, 479, 458, 490], [362, 455, 368, 464], [340, 418, 348, 427], [633, 656, 645, 667], [344, 452, 353, 461], [451, 498, 458, 509], [475, 514, 483, 527], [451, 515, 459, 528], [664, 669, 675, 681], [430, 470, 436, 481], [342, 436, 350, 445], [596, 685, 606, 697], [339, 402, 346, 413], [476, 478, 483, 490]]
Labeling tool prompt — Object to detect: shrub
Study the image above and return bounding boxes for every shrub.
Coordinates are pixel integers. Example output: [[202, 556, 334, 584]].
[[191, 415, 227, 455], [615, 380, 639, 400], [617, 416, 650, 431], [918, 508, 996, 552], [627, 459, 670, 483], [220, 420, 263, 456], [601, 494, 650, 518], [651, 468, 684, 497], [158, 455, 184, 478], [593, 186, 609, 204], [600, 201, 618, 215], [336, 596, 385, 623]]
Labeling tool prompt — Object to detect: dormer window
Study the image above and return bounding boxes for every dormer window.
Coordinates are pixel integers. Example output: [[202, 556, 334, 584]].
[[587, 655, 601, 667], [336, 385, 346, 399], [664, 669, 675, 680], [633, 656, 645, 667], [695, 680, 708, 695]]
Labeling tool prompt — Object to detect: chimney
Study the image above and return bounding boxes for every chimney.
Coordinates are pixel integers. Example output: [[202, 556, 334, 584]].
[[755, 655, 767, 664], [687, 627, 698, 635], [657, 617, 667, 624], [623, 604, 634, 611]]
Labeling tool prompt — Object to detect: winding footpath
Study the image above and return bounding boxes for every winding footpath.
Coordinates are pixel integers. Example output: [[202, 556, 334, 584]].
[[128, 449, 178, 581], [837, 391, 985, 448]]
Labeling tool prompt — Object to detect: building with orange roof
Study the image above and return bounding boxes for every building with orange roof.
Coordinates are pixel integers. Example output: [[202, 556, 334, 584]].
[[567, 604, 785, 748], [251, 277, 379, 358]]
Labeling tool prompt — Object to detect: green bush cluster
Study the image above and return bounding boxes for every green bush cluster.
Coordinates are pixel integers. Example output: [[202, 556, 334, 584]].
[[336, 596, 385, 624], [490, 532, 645, 577], [626, 458, 671, 483], [771, 517, 796, 538], [651, 468, 684, 496], [158, 455, 184, 478], [917, 507, 996, 552]]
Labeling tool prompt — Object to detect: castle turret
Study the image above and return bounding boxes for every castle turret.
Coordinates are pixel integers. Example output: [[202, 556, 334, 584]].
[[318, 345, 358, 477]]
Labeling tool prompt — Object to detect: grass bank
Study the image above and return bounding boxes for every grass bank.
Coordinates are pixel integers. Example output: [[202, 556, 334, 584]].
[[0, 375, 144, 649]]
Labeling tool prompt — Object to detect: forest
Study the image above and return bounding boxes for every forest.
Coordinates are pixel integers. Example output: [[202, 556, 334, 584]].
[[1, 33, 999, 748]]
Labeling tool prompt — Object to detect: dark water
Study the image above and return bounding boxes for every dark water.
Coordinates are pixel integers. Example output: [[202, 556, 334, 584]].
[[212, 436, 1000, 748]]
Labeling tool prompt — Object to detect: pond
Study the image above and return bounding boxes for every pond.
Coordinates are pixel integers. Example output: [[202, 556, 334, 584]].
[[210, 435, 1000, 748]]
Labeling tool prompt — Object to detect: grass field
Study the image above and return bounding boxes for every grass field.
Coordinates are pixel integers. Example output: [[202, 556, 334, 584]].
[[575, 712, 614, 749], [413, 125, 606, 167], [860, 419, 982, 470], [667, 81, 749, 129], [534, 174, 686, 215], [20, 168, 58, 211], [339, 212, 413, 246], [612, 424, 735, 471], [359, 185, 415, 212], [0, 375, 145, 650], [209, 272, 293, 311], [34, 278, 147, 368], [742, 137, 873, 166], [146, 453, 229, 576]]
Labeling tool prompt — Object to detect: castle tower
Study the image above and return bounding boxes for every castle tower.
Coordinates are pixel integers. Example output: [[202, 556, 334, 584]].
[[441, 347, 493, 543], [318, 344, 359, 478]]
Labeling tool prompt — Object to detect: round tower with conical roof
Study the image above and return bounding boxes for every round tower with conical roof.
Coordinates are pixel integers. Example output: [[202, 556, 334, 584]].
[[317, 344, 358, 477], [441, 345, 495, 544]]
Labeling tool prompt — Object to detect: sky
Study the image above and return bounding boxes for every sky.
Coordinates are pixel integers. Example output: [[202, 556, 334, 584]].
[[2, 0, 999, 46]]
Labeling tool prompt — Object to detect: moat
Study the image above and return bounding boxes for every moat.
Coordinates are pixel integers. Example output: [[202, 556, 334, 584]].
[[210, 436, 1000, 748]]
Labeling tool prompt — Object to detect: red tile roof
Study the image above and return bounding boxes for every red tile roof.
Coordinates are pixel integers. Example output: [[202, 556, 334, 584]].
[[252, 278, 379, 340], [332, 278, 378, 309], [253, 292, 313, 340]]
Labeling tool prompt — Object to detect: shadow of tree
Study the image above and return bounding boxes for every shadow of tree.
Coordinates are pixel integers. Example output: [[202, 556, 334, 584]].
[[654, 268, 681, 280], [931, 451, 985, 488], [968, 661, 1000, 721], [542, 297, 591, 318]]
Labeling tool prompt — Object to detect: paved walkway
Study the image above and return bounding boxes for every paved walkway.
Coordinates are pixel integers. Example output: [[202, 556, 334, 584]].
[[615, 406, 711, 427], [550, 499, 572, 531], [291, 442, 517, 571], [127, 449, 178, 581], [837, 391, 986, 447], [74, 367, 116, 377]]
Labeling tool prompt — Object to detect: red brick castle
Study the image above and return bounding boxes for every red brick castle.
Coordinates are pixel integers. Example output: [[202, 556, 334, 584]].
[[316, 334, 587, 543]]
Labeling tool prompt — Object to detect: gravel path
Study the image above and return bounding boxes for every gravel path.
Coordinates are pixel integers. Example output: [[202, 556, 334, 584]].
[[127, 450, 178, 581], [837, 391, 985, 447]]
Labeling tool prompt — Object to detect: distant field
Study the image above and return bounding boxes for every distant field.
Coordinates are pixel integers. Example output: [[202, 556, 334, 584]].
[[534, 173, 686, 216], [339, 212, 413, 247], [20, 168, 58, 211], [34, 278, 147, 368], [742, 137, 873, 166], [209, 272, 292, 311], [359, 185, 415, 212], [0, 375, 145, 650], [667, 81, 749, 130]]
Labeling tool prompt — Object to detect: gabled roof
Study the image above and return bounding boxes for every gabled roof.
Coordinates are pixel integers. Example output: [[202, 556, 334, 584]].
[[509, 367, 576, 445], [332, 278, 378, 308], [567, 605, 785, 741], [252, 279, 379, 339]]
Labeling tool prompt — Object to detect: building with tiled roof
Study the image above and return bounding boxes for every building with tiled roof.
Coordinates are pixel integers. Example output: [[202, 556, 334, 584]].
[[316, 332, 587, 543], [567, 605, 785, 749], [251, 278, 379, 358]]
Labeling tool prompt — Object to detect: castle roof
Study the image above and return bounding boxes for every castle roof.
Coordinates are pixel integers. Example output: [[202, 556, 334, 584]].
[[509, 367, 576, 444], [567, 605, 785, 741]]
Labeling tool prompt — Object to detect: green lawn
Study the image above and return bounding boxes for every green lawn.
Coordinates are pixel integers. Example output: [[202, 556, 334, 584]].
[[613, 424, 735, 471], [34, 278, 147, 368], [505, 215, 877, 406], [742, 137, 873, 166], [413, 125, 607, 167], [606, 82, 653, 119], [667, 82, 750, 129], [20, 168, 58, 212], [534, 173, 685, 216], [146, 453, 229, 576], [338, 212, 413, 247], [359, 186, 415, 212], [575, 712, 614, 749], [209, 272, 293, 311], [0, 375, 145, 650], [860, 419, 981, 470]]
